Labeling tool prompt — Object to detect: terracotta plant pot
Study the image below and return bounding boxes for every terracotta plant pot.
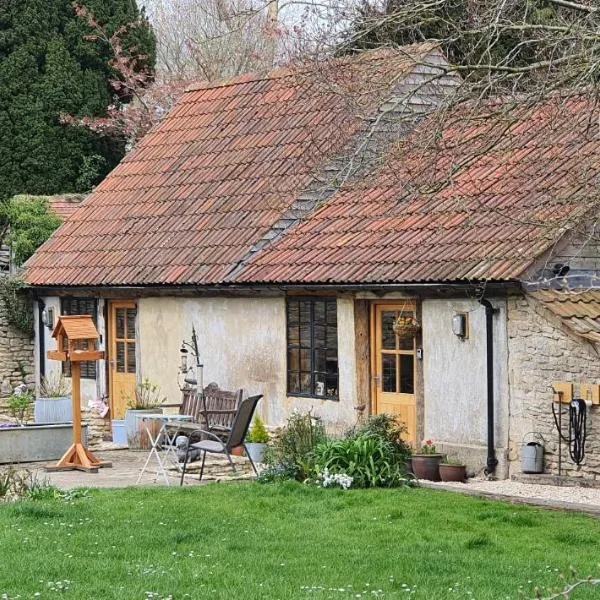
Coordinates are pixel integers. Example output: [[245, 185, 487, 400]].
[[231, 445, 245, 456], [439, 463, 467, 483], [411, 454, 443, 481]]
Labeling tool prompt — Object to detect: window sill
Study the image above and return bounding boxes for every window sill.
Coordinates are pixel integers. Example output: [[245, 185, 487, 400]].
[[287, 393, 339, 402]]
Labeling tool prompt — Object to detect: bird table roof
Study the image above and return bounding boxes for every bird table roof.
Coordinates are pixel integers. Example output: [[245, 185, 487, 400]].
[[51, 315, 100, 340]]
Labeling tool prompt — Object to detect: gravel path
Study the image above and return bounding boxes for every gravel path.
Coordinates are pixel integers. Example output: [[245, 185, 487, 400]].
[[425, 479, 600, 510]]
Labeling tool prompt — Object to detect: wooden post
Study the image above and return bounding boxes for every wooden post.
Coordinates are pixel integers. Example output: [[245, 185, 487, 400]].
[[72, 361, 82, 444]]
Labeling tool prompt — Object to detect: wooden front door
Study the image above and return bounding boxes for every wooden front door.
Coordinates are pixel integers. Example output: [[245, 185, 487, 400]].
[[373, 303, 417, 445], [108, 301, 137, 419]]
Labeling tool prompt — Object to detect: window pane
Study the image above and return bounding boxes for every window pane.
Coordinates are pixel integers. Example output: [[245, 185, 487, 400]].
[[382, 312, 396, 349], [314, 349, 327, 373], [398, 335, 414, 351], [288, 323, 299, 345], [116, 309, 125, 339], [314, 300, 326, 323], [288, 372, 300, 395], [288, 349, 300, 371], [382, 354, 397, 392], [287, 301, 299, 325], [314, 324, 326, 348], [400, 354, 415, 394], [127, 310, 136, 339], [300, 348, 311, 372], [314, 377, 326, 397], [326, 373, 338, 398], [326, 301, 336, 326], [300, 373, 311, 394], [299, 301, 311, 323], [127, 342, 136, 374], [326, 327, 337, 350], [300, 323, 311, 347], [116, 342, 126, 373]]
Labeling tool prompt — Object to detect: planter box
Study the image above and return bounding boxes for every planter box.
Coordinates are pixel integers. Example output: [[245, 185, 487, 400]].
[[34, 396, 72, 424], [0, 423, 88, 464], [125, 409, 162, 450]]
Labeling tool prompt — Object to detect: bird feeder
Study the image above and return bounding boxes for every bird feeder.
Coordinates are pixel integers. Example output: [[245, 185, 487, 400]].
[[46, 315, 111, 472]]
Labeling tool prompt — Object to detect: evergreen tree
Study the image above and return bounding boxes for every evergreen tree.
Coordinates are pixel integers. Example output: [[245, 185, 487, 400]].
[[0, 0, 155, 207]]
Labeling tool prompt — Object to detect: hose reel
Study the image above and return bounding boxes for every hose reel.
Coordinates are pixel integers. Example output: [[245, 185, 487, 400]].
[[552, 398, 588, 468]]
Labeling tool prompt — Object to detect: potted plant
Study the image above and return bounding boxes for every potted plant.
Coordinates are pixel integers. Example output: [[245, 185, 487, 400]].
[[411, 440, 444, 481], [392, 314, 421, 338], [124, 378, 165, 450], [34, 373, 72, 424], [439, 458, 467, 482], [245, 415, 269, 464]]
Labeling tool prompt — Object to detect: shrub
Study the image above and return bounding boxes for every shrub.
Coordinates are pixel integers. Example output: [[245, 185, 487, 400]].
[[247, 415, 269, 444], [125, 378, 165, 409], [39, 373, 71, 398], [7, 391, 34, 425], [314, 433, 410, 489], [264, 410, 327, 481], [349, 414, 412, 463]]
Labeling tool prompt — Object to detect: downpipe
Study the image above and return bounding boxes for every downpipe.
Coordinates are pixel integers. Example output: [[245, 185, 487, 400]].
[[479, 298, 499, 475]]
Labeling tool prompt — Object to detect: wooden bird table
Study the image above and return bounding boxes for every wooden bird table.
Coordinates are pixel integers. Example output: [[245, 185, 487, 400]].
[[45, 315, 111, 473]]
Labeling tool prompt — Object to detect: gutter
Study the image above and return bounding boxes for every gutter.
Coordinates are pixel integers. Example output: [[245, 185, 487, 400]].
[[27, 280, 520, 299], [479, 297, 499, 475]]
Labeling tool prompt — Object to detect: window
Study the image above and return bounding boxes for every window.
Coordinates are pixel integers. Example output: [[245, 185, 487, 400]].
[[287, 298, 338, 399], [61, 298, 98, 379]]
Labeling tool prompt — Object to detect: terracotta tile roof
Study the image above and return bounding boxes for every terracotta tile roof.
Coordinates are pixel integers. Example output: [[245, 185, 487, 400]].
[[236, 95, 600, 284], [531, 290, 600, 342], [26, 44, 438, 287], [48, 194, 86, 220]]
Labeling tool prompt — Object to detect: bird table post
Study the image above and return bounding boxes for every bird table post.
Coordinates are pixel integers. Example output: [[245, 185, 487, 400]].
[[45, 315, 112, 473]]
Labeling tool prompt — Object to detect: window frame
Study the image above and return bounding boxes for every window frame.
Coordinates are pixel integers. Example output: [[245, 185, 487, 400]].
[[286, 296, 339, 401], [60, 297, 98, 380]]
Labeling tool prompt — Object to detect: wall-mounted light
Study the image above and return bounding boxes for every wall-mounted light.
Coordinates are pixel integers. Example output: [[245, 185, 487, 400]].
[[452, 313, 468, 339], [180, 344, 188, 372], [41, 307, 55, 330]]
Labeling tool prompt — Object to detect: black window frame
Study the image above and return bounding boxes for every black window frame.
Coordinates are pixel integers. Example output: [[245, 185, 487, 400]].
[[60, 297, 98, 380], [286, 297, 339, 401]]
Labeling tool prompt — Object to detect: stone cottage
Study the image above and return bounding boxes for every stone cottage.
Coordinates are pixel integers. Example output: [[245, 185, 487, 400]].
[[24, 45, 600, 479]]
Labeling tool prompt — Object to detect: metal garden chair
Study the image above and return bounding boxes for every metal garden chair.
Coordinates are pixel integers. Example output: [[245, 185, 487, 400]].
[[179, 394, 263, 485]]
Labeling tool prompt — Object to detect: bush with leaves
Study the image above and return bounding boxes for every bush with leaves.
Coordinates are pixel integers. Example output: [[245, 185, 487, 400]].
[[7, 391, 34, 425], [0, 275, 33, 335], [263, 410, 327, 481], [348, 414, 412, 464], [314, 433, 410, 489]]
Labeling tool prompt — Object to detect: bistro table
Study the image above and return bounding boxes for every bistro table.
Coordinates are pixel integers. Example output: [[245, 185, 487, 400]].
[[136, 413, 194, 485]]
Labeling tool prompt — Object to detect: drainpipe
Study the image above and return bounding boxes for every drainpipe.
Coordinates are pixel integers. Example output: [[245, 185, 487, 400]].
[[38, 300, 45, 379], [479, 298, 498, 475]]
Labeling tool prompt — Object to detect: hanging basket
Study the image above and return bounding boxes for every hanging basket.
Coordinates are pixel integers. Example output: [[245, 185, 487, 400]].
[[392, 315, 421, 337]]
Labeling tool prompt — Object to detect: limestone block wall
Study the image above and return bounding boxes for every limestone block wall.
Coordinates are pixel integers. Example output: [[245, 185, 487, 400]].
[[0, 296, 35, 421], [507, 295, 600, 479]]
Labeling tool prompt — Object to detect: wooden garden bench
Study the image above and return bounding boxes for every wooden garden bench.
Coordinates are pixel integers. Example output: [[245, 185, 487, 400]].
[[164, 382, 243, 439]]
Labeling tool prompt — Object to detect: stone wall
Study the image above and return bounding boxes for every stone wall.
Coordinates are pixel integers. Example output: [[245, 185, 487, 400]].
[[0, 295, 35, 421], [507, 295, 600, 479]]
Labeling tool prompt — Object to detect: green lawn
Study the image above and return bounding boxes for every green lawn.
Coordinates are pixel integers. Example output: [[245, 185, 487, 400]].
[[0, 483, 599, 599]]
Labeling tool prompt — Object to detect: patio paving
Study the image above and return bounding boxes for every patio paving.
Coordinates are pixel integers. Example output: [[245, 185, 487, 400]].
[[29, 448, 255, 490]]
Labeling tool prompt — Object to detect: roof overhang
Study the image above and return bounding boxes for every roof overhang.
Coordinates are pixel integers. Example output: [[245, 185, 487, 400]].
[[27, 280, 521, 299]]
